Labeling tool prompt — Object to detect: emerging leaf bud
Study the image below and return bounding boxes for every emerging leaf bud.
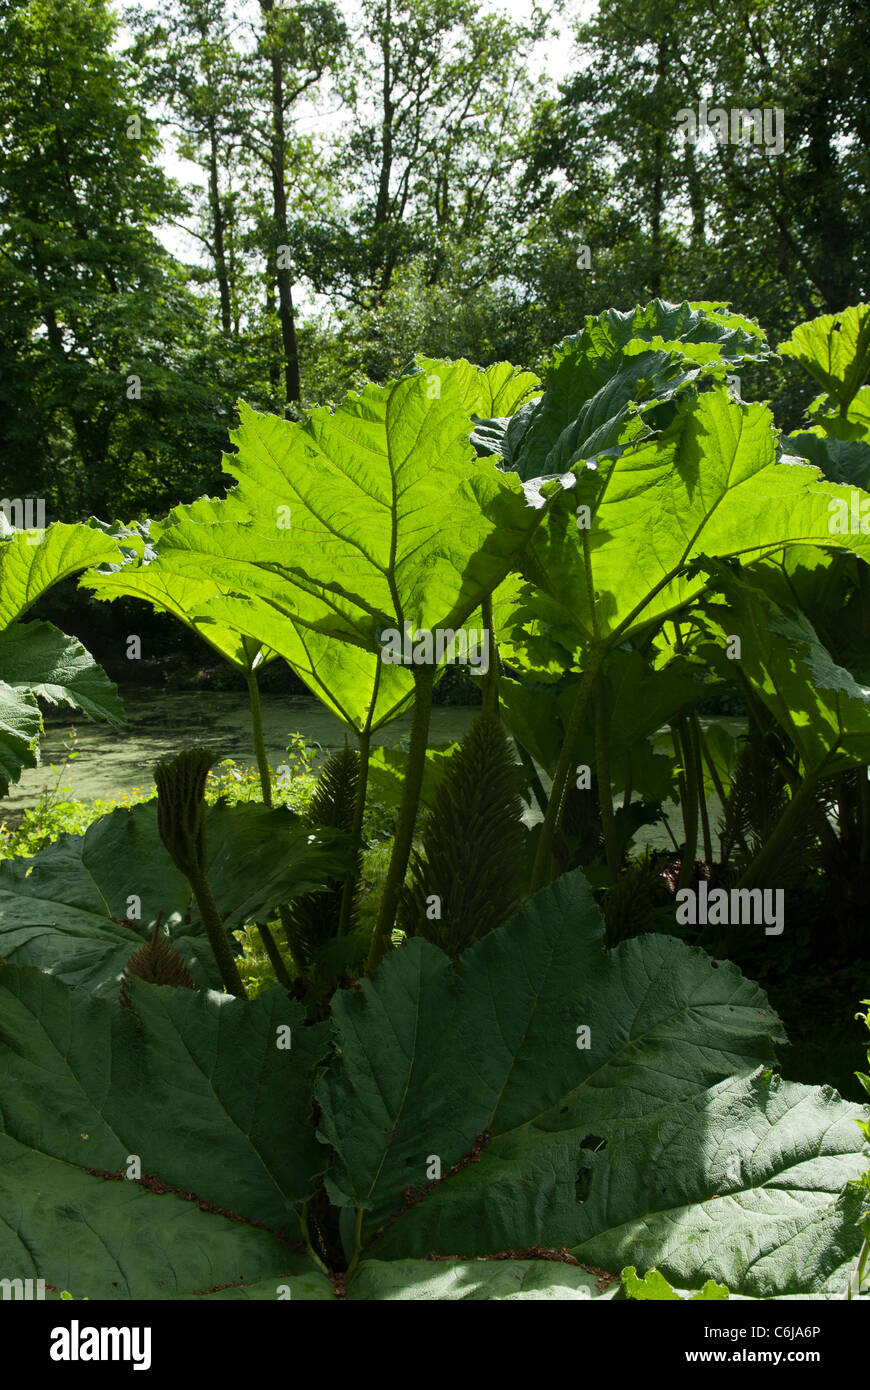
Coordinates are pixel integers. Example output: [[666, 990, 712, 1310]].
[[154, 747, 218, 877]]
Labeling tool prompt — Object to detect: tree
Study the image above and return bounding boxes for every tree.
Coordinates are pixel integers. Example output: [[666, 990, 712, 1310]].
[[237, 0, 347, 410], [296, 0, 544, 312], [519, 0, 870, 361], [0, 0, 242, 518], [129, 0, 248, 338], [704, 0, 870, 320], [518, 0, 720, 331]]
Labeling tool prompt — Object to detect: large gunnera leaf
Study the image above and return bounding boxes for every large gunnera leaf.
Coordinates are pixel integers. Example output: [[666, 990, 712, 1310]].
[[778, 304, 870, 413], [514, 386, 870, 658], [318, 872, 780, 1232], [0, 800, 351, 994], [0, 966, 328, 1296], [0, 522, 129, 793], [0, 623, 124, 796], [80, 510, 277, 678], [110, 368, 559, 735], [697, 564, 870, 777], [569, 1068, 868, 1299], [0, 520, 131, 631], [496, 299, 771, 481], [317, 869, 869, 1296]]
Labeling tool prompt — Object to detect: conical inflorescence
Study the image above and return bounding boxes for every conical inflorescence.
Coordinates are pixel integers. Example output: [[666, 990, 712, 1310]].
[[398, 714, 526, 958]]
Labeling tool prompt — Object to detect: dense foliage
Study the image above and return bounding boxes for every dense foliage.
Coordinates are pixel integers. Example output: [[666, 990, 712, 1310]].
[[3, 0, 870, 528], [0, 298, 869, 1299]]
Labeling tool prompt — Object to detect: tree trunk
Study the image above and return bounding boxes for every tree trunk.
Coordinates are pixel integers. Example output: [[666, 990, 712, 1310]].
[[648, 38, 667, 298], [206, 114, 232, 335], [805, 93, 856, 309], [260, 0, 301, 409], [684, 139, 705, 247], [372, 0, 394, 295]]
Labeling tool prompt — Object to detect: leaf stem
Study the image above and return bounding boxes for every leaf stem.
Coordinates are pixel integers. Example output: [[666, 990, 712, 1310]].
[[344, 1208, 364, 1280], [367, 665, 435, 973], [187, 865, 248, 998], [256, 921, 294, 989], [594, 673, 619, 877], [691, 716, 714, 867], [698, 728, 730, 862], [246, 669, 273, 808], [480, 595, 501, 720], [245, 669, 294, 986], [530, 649, 604, 894], [299, 1202, 331, 1277], [338, 731, 370, 936], [675, 718, 700, 888]]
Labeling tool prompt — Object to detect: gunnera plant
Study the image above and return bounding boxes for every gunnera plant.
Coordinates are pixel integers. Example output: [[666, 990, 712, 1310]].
[[285, 745, 361, 971], [398, 714, 525, 958], [718, 728, 821, 891], [154, 746, 247, 997], [603, 849, 672, 948], [122, 914, 195, 990]]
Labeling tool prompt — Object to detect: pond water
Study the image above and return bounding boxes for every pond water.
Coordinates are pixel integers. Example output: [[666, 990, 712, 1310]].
[[2, 688, 478, 822], [3, 687, 741, 855]]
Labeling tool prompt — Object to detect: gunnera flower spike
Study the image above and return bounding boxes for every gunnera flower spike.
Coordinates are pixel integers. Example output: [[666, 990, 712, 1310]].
[[154, 747, 247, 997], [124, 910, 196, 989]]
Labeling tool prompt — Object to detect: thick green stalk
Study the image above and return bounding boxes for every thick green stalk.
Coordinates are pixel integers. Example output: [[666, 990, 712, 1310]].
[[345, 1208, 365, 1280], [480, 595, 501, 720], [246, 669, 273, 808], [698, 732, 730, 862], [257, 919, 293, 989], [669, 623, 699, 886], [338, 730, 370, 936], [246, 669, 295, 987], [367, 665, 435, 973], [187, 865, 248, 998], [691, 716, 714, 867], [675, 719, 699, 889], [594, 674, 619, 877], [849, 1236, 869, 1300], [659, 809, 680, 853], [299, 1202, 330, 1277], [529, 651, 604, 894], [736, 769, 822, 892]]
